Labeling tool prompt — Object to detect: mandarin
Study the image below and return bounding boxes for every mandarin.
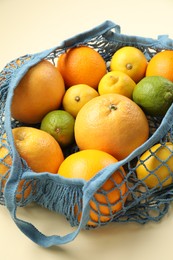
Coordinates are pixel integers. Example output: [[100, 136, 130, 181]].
[[57, 46, 107, 89], [74, 94, 149, 160], [146, 50, 173, 82], [58, 149, 127, 226], [11, 60, 65, 124]]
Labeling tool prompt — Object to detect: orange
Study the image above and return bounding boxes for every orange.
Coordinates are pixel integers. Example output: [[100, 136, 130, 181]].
[[58, 149, 127, 226], [11, 60, 65, 124], [0, 127, 64, 199], [75, 94, 149, 160], [62, 84, 99, 117], [98, 70, 136, 99], [57, 46, 107, 89], [146, 50, 173, 82], [110, 46, 148, 83]]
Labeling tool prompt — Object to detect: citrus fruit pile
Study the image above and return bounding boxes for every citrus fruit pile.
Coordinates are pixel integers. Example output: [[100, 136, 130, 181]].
[[1, 44, 173, 225]]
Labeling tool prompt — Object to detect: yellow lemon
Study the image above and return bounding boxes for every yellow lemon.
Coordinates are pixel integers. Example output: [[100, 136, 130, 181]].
[[98, 71, 136, 99], [110, 46, 148, 83], [62, 84, 99, 117], [136, 142, 173, 189]]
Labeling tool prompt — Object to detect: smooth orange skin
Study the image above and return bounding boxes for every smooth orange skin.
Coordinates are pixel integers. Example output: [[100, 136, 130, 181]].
[[11, 60, 65, 124], [75, 94, 149, 161], [58, 149, 127, 226], [146, 50, 173, 82], [57, 46, 107, 89]]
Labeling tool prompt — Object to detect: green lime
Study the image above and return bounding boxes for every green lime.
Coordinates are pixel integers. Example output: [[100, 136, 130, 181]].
[[132, 76, 173, 116], [40, 110, 75, 147]]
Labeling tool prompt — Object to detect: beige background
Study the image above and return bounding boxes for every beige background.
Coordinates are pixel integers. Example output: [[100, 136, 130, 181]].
[[1, 0, 173, 259]]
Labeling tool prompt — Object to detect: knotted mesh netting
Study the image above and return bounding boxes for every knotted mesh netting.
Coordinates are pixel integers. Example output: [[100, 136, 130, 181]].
[[1, 20, 173, 235]]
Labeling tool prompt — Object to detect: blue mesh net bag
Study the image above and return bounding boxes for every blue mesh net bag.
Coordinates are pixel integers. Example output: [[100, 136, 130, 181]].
[[1, 20, 173, 247]]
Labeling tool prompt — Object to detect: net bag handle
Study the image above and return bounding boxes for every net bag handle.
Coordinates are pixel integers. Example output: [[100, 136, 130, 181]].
[[5, 102, 173, 247], [3, 20, 120, 248], [4, 19, 173, 248]]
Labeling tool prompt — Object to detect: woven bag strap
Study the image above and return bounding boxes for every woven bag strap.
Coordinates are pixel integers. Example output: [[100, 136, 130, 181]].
[[4, 19, 173, 248], [3, 20, 120, 248], [9, 103, 173, 247], [103, 26, 173, 52], [5, 103, 173, 247]]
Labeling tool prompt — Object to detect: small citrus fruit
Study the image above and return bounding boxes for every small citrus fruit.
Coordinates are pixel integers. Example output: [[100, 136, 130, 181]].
[[110, 46, 148, 83], [11, 60, 65, 124], [146, 50, 173, 82], [58, 149, 127, 226], [57, 46, 107, 89], [62, 84, 99, 117], [75, 94, 149, 160], [136, 142, 173, 189], [132, 76, 173, 116], [98, 70, 136, 99], [40, 110, 75, 147]]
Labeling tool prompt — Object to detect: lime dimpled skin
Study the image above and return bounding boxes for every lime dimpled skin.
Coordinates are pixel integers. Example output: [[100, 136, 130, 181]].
[[132, 76, 173, 116]]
